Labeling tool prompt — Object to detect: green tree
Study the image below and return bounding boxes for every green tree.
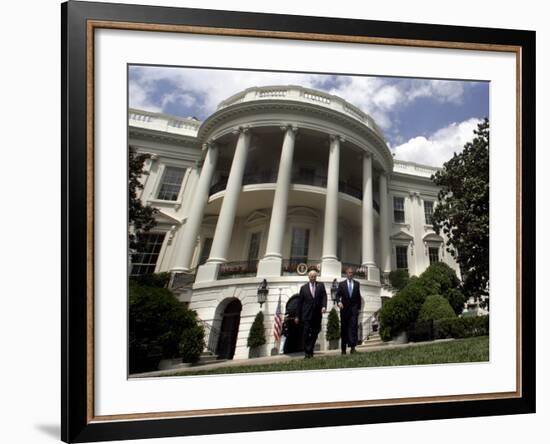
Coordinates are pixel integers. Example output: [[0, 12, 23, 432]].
[[247, 311, 266, 348], [129, 147, 158, 254], [326, 308, 341, 341], [431, 118, 489, 302], [129, 282, 202, 372]]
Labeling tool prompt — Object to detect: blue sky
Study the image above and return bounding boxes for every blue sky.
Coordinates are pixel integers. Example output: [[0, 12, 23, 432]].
[[129, 65, 489, 167]]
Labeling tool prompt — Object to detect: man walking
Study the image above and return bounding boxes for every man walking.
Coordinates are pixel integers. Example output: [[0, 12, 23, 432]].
[[295, 270, 327, 358], [337, 267, 362, 354]]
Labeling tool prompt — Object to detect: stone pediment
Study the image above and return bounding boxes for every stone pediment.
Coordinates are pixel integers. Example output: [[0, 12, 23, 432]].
[[423, 232, 444, 243], [154, 210, 180, 225], [390, 230, 414, 241]]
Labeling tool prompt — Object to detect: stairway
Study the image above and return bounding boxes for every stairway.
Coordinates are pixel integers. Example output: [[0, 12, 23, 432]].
[[357, 332, 387, 349], [198, 350, 223, 364]]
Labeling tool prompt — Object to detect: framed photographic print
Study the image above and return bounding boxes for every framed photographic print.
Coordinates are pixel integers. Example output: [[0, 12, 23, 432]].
[[61, 0, 536, 442]]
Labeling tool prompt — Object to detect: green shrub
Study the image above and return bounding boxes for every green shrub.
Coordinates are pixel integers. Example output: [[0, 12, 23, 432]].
[[326, 308, 341, 341], [434, 315, 489, 339], [445, 288, 467, 315], [129, 282, 200, 373], [379, 262, 463, 341], [388, 269, 410, 290], [130, 272, 171, 288], [417, 295, 456, 323], [247, 311, 266, 348], [180, 324, 205, 363]]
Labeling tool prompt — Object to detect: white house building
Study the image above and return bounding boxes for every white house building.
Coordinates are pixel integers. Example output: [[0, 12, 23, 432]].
[[129, 85, 460, 360]]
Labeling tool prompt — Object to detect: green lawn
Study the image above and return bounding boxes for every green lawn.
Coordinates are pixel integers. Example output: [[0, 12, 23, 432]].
[[165, 336, 489, 377]]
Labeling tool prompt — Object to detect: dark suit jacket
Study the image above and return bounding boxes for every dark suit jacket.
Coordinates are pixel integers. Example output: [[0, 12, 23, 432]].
[[296, 282, 327, 322], [336, 279, 362, 316]]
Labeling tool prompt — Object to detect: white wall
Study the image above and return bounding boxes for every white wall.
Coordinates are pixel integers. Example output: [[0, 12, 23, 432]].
[[1, 1, 547, 444]]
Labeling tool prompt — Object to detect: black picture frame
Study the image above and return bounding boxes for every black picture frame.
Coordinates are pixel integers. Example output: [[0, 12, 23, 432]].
[[61, 1, 536, 442]]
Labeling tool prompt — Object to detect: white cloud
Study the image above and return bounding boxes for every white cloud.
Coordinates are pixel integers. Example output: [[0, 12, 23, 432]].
[[406, 79, 465, 104], [392, 118, 481, 167]]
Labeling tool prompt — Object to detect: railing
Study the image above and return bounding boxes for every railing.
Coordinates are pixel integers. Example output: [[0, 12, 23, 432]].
[[198, 319, 220, 354], [208, 172, 378, 211], [170, 271, 196, 290], [341, 263, 368, 280], [218, 260, 259, 279], [282, 258, 321, 276]]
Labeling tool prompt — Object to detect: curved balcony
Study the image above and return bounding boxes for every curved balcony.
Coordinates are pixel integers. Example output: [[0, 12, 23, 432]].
[[209, 173, 371, 205]]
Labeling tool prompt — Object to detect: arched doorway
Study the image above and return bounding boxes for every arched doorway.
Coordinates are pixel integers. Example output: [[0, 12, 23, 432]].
[[283, 294, 304, 353], [216, 299, 242, 360]]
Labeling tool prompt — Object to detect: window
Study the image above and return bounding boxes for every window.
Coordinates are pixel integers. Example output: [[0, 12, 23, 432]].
[[428, 247, 440, 265], [424, 200, 434, 225], [130, 232, 166, 276], [247, 232, 261, 263], [395, 245, 408, 270], [157, 166, 185, 201], [290, 227, 310, 264], [393, 196, 405, 223], [198, 237, 213, 265]]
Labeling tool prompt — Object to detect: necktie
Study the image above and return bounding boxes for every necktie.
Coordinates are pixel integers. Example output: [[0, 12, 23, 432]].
[[348, 280, 353, 297], [310, 283, 315, 297]]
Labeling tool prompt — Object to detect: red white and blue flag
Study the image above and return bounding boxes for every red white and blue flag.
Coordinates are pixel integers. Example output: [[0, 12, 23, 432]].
[[273, 295, 283, 341]]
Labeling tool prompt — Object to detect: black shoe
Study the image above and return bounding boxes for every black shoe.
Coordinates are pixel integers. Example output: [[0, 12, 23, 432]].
[[341, 349, 347, 355], [350, 347, 357, 354]]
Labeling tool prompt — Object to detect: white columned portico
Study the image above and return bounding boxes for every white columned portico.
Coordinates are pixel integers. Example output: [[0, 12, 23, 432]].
[[362, 152, 380, 282], [257, 125, 297, 277], [171, 144, 218, 272], [379, 173, 391, 275], [321, 134, 342, 279], [195, 127, 251, 282]]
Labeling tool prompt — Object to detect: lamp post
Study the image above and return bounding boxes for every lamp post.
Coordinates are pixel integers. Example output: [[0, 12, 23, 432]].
[[257, 279, 269, 307], [330, 278, 339, 305]]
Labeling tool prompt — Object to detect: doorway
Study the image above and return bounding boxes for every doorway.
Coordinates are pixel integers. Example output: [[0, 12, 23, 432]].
[[216, 299, 242, 359]]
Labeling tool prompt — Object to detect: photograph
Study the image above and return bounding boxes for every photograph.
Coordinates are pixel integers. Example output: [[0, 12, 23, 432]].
[[127, 66, 490, 378]]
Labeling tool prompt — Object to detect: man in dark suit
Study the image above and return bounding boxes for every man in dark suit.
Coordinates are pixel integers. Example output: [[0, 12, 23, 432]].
[[295, 270, 327, 358], [336, 267, 362, 354]]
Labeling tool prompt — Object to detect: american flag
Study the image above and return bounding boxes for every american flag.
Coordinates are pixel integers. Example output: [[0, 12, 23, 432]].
[[273, 294, 283, 341]]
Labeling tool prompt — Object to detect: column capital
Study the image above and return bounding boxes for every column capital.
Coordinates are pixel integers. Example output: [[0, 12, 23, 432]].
[[329, 133, 345, 143], [280, 124, 298, 133], [232, 125, 251, 135], [363, 150, 373, 159], [202, 140, 218, 151]]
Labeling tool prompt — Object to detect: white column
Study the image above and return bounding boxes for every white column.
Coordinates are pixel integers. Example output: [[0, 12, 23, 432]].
[[321, 134, 342, 279], [379, 173, 391, 275], [257, 125, 297, 277], [195, 127, 251, 282], [362, 152, 380, 282], [171, 144, 218, 272]]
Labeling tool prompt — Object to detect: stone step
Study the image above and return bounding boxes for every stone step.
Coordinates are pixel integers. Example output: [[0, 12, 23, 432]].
[[357, 340, 386, 348]]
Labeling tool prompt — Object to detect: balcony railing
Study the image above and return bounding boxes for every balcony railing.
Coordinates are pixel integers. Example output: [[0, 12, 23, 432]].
[[218, 260, 259, 279], [208, 172, 367, 203], [341, 263, 368, 280]]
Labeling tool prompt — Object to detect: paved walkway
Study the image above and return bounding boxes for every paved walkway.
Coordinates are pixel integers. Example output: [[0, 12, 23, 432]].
[[130, 338, 454, 378]]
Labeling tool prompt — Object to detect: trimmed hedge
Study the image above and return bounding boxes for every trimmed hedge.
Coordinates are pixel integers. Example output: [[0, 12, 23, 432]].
[[180, 324, 205, 363], [326, 307, 341, 341], [247, 311, 266, 348], [434, 315, 489, 339], [130, 272, 171, 288], [129, 282, 203, 373], [379, 262, 465, 341], [388, 269, 410, 291], [417, 295, 456, 323]]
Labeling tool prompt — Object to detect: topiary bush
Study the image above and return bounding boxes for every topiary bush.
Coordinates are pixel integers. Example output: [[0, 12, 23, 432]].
[[417, 295, 456, 323], [326, 307, 341, 341], [434, 315, 489, 339], [379, 262, 464, 341], [388, 269, 410, 290], [247, 311, 266, 348], [179, 323, 205, 363]]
